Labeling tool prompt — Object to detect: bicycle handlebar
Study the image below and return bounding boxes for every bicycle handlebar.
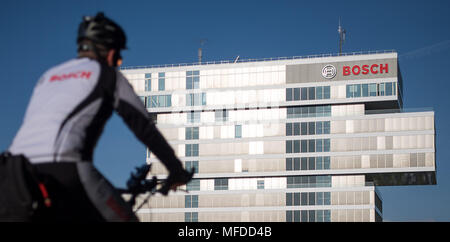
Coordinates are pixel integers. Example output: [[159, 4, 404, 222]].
[[119, 164, 194, 208]]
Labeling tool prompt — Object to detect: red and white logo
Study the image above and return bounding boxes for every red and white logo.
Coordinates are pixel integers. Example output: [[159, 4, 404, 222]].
[[343, 63, 389, 76], [49, 71, 92, 82]]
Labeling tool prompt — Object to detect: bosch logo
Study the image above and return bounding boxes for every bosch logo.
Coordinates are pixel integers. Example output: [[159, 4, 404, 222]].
[[343, 63, 389, 76], [322, 65, 337, 79]]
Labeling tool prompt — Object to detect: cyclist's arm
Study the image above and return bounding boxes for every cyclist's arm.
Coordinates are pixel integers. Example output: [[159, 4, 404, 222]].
[[112, 71, 184, 173]]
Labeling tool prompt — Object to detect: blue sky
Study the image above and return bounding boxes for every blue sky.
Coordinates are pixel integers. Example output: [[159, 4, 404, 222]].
[[0, 0, 449, 222]]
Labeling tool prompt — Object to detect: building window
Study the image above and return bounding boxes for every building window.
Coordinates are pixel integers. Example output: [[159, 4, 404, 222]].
[[323, 86, 330, 99], [185, 161, 199, 173], [316, 122, 323, 135], [287, 105, 331, 119], [324, 157, 330, 169], [308, 140, 315, 152], [214, 178, 228, 190], [347, 82, 396, 98], [286, 157, 330, 171], [362, 84, 369, 97], [316, 192, 324, 205], [286, 211, 293, 222], [286, 86, 330, 102], [286, 88, 293, 101], [369, 83, 377, 96], [145, 79, 151, 92], [185, 144, 199, 157], [347, 84, 360, 98], [286, 123, 292, 136], [308, 122, 315, 135], [158, 72, 165, 91], [185, 212, 198, 222], [290, 158, 298, 170], [385, 82, 393, 96], [186, 127, 199, 140], [186, 179, 200, 191], [145, 73, 151, 92], [139, 96, 146, 106], [147, 95, 171, 108], [291, 88, 299, 100], [292, 140, 299, 153], [286, 140, 292, 153], [185, 195, 198, 208], [186, 93, 206, 106], [187, 111, 201, 123], [308, 87, 315, 100], [235, 125, 242, 138], [287, 175, 331, 188], [186, 70, 200, 89], [287, 139, 330, 153], [215, 109, 229, 122], [257, 180, 264, 190], [286, 158, 292, 171], [286, 121, 330, 136], [323, 139, 330, 152], [300, 123, 307, 135], [285, 210, 330, 222], [292, 211, 299, 222], [308, 192, 316, 205], [300, 140, 307, 153], [323, 121, 330, 134], [286, 193, 293, 206], [316, 86, 323, 100], [300, 88, 307, 100], [378, 83, 385, 96], [286, 192, 331, 206]]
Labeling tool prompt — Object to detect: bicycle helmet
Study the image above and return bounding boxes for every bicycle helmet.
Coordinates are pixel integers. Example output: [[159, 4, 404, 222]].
[[77, 12, 127, 51]]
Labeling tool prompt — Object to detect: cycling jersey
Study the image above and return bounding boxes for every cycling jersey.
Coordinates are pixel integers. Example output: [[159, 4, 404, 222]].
[[7, 57, 183, 221], [9, 57, 181, 171]]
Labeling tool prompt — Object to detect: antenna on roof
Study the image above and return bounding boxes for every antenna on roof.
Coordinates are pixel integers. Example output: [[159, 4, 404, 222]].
[[198, 39, 207, 64], [338, 18, 346, 55]]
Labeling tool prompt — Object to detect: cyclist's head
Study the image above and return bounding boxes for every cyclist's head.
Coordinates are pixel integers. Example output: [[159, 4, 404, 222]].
[[77, 12, 126, 67]]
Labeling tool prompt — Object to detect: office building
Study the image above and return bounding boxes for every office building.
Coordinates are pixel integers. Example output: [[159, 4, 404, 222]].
[[120, 50, 436, 222]]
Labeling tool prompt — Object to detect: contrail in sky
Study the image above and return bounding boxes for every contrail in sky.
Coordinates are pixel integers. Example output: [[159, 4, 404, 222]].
[[399, 39, 450, 61]]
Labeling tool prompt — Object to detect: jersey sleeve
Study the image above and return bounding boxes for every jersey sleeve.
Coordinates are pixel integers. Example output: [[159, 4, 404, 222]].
[[112, 71, 183, 172]]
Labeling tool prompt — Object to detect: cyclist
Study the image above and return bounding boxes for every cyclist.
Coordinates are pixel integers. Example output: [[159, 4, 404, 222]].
[[4, 12, 192, 222]]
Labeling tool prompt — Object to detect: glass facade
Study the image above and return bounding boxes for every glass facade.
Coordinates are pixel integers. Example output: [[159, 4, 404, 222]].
[[147, 95, 171, 108], [286, 157, 331, 171], [346, 82, 396, 98], [286, 139, 330, 153], [286, 121, 330, 136], [287, 105, 331, 119], [286, 86, 330, 101]]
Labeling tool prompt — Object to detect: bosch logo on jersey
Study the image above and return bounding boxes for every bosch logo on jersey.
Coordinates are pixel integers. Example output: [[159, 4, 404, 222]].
[[343, 63, 389, 76], [49, 71, 92, 82]]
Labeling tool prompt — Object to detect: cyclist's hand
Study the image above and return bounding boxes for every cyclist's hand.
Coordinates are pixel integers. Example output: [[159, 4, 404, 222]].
[[159, 168, 194, 195]]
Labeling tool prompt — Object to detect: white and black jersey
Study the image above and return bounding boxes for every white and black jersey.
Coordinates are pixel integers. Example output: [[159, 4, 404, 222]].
[[9, 57, 181, 172]]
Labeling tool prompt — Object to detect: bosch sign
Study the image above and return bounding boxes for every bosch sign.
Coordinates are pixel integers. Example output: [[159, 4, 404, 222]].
[[286, 58, 396, 84], [343, 63, 389, 76]]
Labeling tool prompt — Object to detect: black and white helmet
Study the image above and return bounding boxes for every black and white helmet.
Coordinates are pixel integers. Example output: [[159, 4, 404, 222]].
[[77, 12, 127, 51]]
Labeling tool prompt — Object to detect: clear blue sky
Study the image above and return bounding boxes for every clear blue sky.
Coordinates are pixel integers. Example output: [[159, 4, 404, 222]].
[[0, 0, 449, 222]]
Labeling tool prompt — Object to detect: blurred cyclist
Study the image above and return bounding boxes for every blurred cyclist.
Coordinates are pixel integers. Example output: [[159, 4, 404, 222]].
[[5, 12, 191, 222]]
